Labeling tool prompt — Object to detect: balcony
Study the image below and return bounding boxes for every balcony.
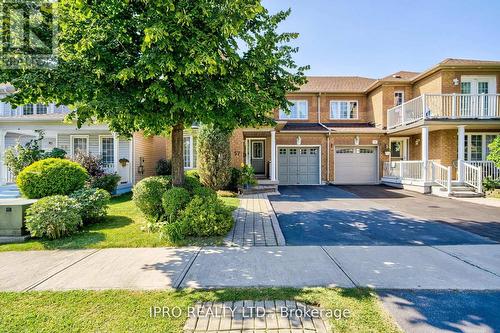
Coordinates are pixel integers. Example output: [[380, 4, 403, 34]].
[[387, 94, 500, 130], [0, 103, 70, 118]]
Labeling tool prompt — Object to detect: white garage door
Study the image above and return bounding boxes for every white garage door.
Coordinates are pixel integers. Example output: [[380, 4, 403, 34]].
[[334, 146, 378, 184], [278, 147, 320, 185]]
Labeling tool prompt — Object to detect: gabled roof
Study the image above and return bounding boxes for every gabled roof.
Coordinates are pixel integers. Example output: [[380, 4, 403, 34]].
[[439, 58, 500, 66], [380, 71, 420, 82], [297, 76, 376, 93]]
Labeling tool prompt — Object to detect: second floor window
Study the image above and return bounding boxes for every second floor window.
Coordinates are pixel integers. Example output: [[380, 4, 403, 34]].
[[279, 100, 308, 120], [36, 104, 48, 114], [23, 104, 34, 115], [330, 101, 358, 119], [394, 91, 404, 106]]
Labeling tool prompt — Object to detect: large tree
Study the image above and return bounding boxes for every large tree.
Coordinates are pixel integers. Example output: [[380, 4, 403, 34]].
[[0, 0, 307, 185]]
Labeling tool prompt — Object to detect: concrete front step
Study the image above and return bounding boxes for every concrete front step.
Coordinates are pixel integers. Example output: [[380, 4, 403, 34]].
[[450, 191, 484, 198], [431, 185, 484, 198], [239, 185, 278, 195]]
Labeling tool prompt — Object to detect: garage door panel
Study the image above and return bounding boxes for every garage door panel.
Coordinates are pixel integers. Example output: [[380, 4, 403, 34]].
[[335, 146, 378, 184], [278, 146, 320, 185]]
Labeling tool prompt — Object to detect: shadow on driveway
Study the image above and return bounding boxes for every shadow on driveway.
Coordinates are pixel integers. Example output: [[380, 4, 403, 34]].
[[269, 185, 497, 246]]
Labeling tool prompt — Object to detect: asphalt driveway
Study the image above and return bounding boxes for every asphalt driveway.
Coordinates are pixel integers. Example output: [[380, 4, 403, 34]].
[[269, 185, 498, 246]]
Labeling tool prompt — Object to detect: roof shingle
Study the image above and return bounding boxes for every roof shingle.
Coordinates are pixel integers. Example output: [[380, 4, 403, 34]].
[[298, 76, 376, 93]]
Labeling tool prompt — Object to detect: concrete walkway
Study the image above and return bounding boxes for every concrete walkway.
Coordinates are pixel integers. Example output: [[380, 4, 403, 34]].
[[1, 244, 500, 291], [225, 194, 285, 247]]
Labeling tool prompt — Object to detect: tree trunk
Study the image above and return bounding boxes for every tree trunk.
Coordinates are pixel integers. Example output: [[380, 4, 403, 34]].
[[171, 123, 185, 186]]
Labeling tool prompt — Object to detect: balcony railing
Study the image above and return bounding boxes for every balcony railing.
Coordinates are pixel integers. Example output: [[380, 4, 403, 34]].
[[0, 102, 70, 117], [388, 94, 500, 129]]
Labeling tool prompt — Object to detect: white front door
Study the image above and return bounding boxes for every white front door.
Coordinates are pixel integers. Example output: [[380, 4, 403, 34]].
[[461, 76, 497, 117]]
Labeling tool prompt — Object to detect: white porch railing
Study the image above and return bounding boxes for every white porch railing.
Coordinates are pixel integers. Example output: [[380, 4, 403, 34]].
[[469, 160, 500, 180], [0, 103, 70, 117], [388, 94, 500, 129], [461, 161, 483, 193], [383, 160, 426, 180], [431, 161, 452, 193]]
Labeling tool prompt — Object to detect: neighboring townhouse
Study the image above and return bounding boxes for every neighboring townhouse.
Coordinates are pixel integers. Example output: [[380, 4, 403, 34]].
[[0, 84, 151, 193], [158, 58, 500, 195]]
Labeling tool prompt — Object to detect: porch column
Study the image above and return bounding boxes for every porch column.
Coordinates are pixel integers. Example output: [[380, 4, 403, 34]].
[[421, 126, 429, 181], [0, 130, 6, 185], [113, 132, 119, 173], [270, 130, 276, 181], [457, 125, 466, 182]]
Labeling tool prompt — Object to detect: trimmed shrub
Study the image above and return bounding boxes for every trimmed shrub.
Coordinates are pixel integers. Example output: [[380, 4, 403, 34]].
[[25, 195, 82, 239], [193, 186, 216, 198], [156, 159, 172, 176], [17, 158, 88, 199], [183, 173, 203, 193], [90, 173, 121, 193], [180, 195, 234, 237], [185, 169, 199, 179], [44, 147, 67, 159], [197, 124, 232, 190], [162, 187, 191, 220], [132, 176, 172, 220], [161, 220, 188, 243], [71, 187, 111, 223], [226, 167, 241, 191]]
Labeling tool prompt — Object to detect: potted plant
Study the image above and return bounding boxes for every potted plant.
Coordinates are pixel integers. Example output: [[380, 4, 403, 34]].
[[239, 163, 257, 189]]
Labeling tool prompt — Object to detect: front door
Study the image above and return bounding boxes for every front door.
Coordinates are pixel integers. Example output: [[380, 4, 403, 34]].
[[250, 140, 265, 175], [390, 138, 408, 162], [461, 76, 497, 117]]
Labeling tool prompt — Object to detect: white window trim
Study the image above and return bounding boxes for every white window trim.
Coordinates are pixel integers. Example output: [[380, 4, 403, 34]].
[[464, 132, 499, 161], [279, 100, 308, 120], [329, 100, 359, 120], [98, 135, 114, 165], [389, 137, 409, 161], [183, 135, 195, 169], [70, 135, 89, 157], [394, 91, 405, 106]]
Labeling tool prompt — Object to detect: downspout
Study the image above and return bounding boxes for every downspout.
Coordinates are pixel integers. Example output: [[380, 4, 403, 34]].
[[317, 93, 332, 183]]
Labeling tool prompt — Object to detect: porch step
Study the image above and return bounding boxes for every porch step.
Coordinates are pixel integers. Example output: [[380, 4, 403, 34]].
[[432, 184, 484, 198], [239, 185, 278, 195], [449, 190, 484, 198]]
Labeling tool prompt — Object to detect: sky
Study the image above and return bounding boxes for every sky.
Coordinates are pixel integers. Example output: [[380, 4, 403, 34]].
[[262, 0, 500, 78]]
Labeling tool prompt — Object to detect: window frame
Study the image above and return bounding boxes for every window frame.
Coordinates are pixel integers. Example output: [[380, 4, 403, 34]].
[[99, 135, 115, 166], [279, 100, 308, 120], [329, 100, 359, 120], [70, 135, 90, 157], [394, 91, 405, 106], [464, 132, 500, 161], [183, 135, 197, 169]]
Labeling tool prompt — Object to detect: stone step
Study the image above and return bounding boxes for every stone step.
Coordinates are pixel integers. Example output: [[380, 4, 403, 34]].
[[449, 190, 484, 198], [239, 185, 278, 195]]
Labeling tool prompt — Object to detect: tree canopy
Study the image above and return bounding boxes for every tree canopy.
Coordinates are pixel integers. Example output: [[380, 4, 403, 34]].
[[0, 0, 307, 184]]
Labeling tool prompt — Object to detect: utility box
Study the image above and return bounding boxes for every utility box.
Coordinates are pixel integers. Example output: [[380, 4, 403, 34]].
[[0, 199, 37, 236]]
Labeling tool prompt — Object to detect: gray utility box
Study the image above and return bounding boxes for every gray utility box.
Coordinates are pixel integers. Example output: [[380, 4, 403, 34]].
[[0, 199, 37, 236]]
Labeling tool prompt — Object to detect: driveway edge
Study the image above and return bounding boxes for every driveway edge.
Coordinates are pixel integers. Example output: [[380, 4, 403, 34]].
[[263, 193, 286, 246]]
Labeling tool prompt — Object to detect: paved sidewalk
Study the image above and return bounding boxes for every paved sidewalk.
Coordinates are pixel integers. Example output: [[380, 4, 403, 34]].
[[1, 244, 500, 291], [225, 194, 285, 247]]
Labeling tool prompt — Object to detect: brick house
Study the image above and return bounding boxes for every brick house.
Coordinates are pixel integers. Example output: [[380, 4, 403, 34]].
[[148, 58, 500, 195], [1, 58, 499, 196]]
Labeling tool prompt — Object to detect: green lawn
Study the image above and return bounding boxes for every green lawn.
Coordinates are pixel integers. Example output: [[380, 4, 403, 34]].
[[0, 288, 401, 333], [0, 194, 239, 252]]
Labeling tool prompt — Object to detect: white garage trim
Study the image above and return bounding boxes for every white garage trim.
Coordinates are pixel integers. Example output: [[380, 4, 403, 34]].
[[333, 145, 380, 185], [276, 144, 322, 185]]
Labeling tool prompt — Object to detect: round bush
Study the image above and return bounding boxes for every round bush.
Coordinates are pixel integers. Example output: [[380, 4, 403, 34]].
[[17, 158, 88, 199], [25, 195, 82, 239], [193, 186, 216, 198], [71, 187, 111, 223], [132, 176, 172, 220], [180, 195, 234, 237], [162, 187, 191, 219], [183, 173, 202, 193]]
